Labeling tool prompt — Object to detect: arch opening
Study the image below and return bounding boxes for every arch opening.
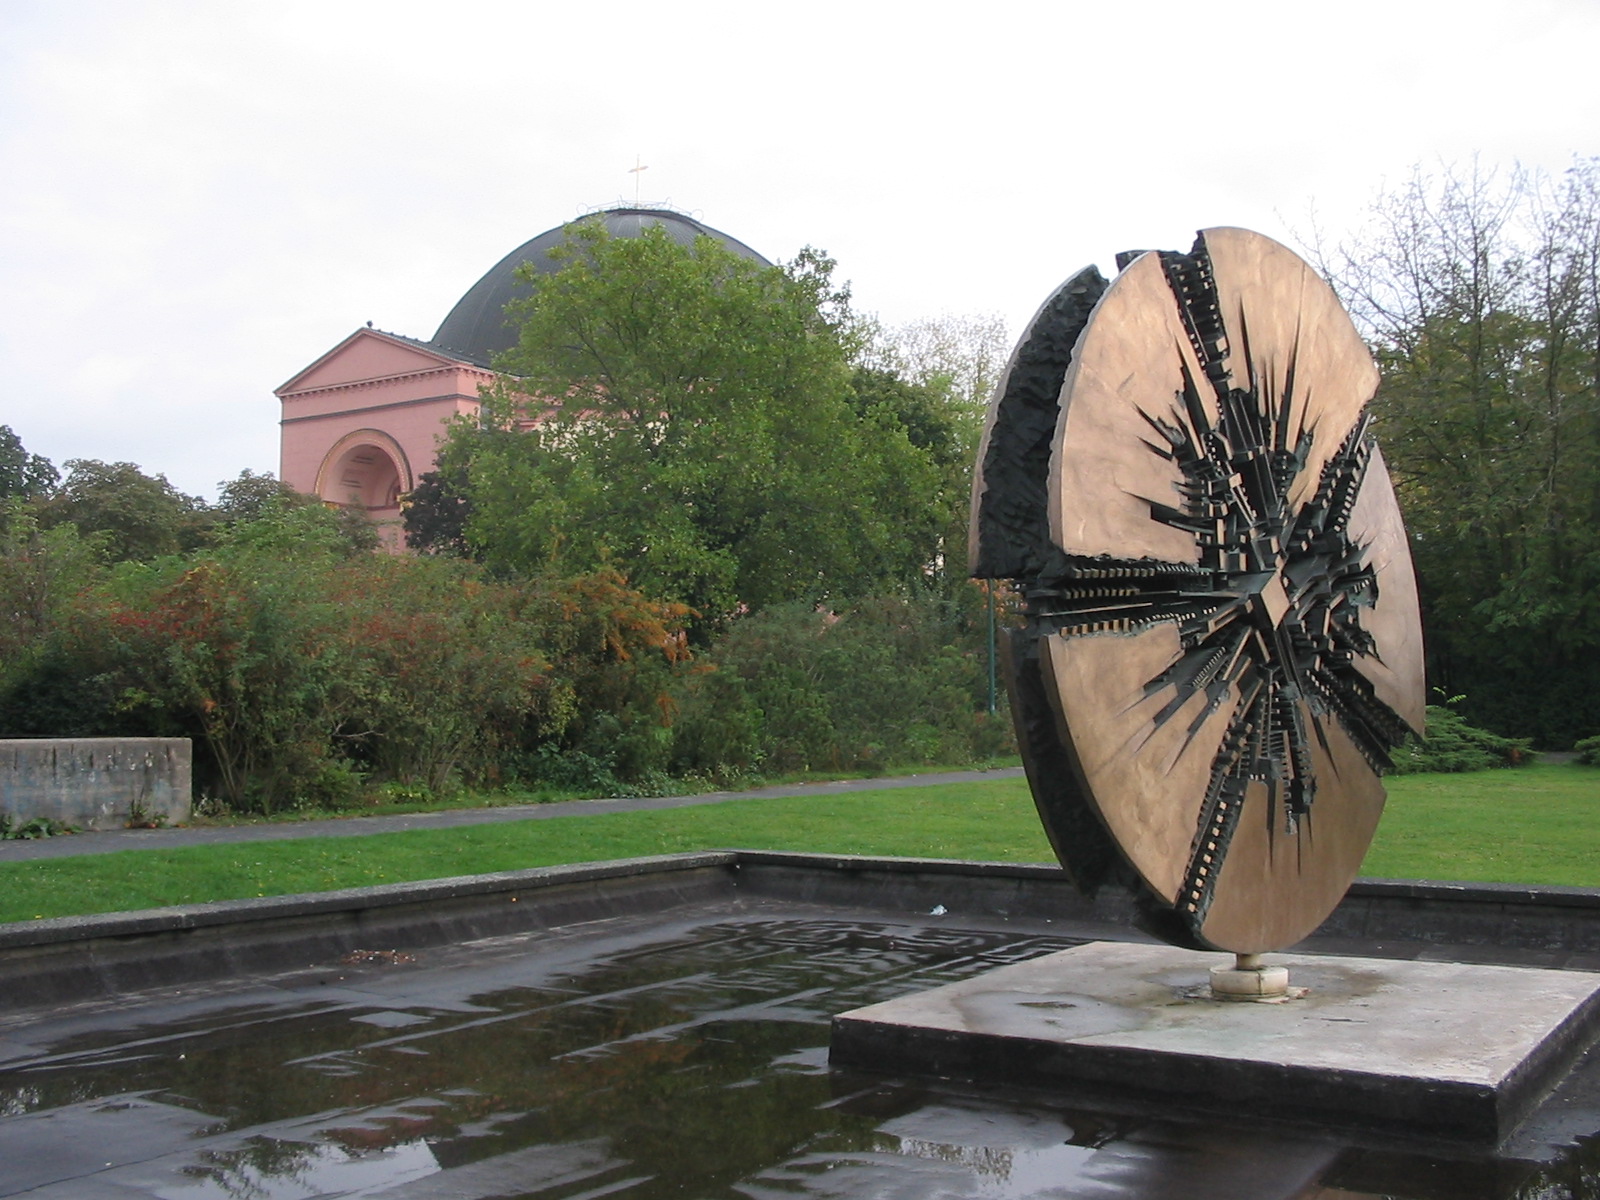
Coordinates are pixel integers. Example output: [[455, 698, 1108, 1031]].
[[322, 443, 404, 512], [312, 431, 414, 552]]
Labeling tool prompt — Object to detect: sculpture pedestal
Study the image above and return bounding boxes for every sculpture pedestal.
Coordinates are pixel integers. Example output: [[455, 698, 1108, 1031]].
[[830, 941, 1600, 1141]]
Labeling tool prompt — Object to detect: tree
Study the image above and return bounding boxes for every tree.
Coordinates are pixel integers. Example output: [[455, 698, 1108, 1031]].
[[210, 469, 379, 556], [0, 501, 99, 680], [858, 312, 1013, 594], [863, 311, 1011, 412], [673, 594, 1009, 775], [0, 426, 58, 505], [847, 366, 970, 475], [1319, 159, 1600, 745], [43, 459, 202, 561], [402, 463, 474, 557], [211, 469, 304, 522], [430, 219, 947, 624]]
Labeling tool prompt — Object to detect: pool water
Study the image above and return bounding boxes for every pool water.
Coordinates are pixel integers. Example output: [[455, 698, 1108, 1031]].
[[1, 914, 1598, 1199]]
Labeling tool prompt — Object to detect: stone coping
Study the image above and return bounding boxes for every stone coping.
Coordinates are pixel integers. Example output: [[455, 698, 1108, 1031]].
[[1349, 876, 1600, 908], [0, 851, 738, 951], [4, 849, 1600, 956]]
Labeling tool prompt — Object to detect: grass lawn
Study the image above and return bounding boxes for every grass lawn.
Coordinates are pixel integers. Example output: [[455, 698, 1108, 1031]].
[[1364, 761, 1600, 885], [0, 763, 1594, 924], [0, 779, 1054, 924]]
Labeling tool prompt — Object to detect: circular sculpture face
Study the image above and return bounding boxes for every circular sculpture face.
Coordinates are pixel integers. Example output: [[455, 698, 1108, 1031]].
[[971, 229, 1425, 954]]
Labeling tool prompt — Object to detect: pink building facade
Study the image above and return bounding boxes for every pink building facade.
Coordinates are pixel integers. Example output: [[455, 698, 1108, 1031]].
[[276, 209, 771, 549], [276, 331, 493, 549]]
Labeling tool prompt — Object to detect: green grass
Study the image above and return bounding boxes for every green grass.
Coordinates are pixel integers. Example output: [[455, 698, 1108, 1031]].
[[1363, 762, 1600, 885], [0, 763, 1595, 924], [0, 779, 1053, 924]]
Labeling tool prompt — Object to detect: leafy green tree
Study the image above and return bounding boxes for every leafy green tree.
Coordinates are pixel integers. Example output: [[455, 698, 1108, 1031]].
[[436, 219, 947, 625], [1321, 159, 1600, 744], [863, 311, 1010, 412], [211, 469, 292, 521], [847, 366, 970, 477], [845, 365, 984, 603], [210, 469, 379, 555], [43, 459, 202, 561], [672, 595, 1011, 775], [0, 426, 57, 504], [857, 312, 1013, 602], [0, 501, 100, 685], [402, 463, 474, 557]]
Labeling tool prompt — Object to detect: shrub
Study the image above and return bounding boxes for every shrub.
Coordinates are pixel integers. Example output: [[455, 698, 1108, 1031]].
[[666, 665, 765, 782], [1389, 706, 1535, 774], [1575, 735, 1600, 766], [512, 570, 695, 788], [688, 594, 1012, 775], [331, 555, 551, 794], [0, 495, 1005, 808]]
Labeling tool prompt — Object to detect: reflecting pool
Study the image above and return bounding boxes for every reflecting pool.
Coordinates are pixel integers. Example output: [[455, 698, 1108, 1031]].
[[2, 912, 1599, 1199]]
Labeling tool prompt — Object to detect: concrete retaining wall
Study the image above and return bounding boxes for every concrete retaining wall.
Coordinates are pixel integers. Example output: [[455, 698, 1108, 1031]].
[[0, 854, 737, 1012], [0, 738, 192, 831], [9, 851, 1600, 1013]]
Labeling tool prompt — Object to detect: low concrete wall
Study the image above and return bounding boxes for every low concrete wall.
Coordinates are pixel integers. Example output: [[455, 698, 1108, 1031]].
[[9, 851, 1600, 1013], [0, 854, 737, 1012], [0, 738, 192, 831]]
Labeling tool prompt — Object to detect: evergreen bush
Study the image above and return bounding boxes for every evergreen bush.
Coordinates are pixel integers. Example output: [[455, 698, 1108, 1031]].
[[1389, 705, 1535, 774], [1574, 735, 1600, 766]]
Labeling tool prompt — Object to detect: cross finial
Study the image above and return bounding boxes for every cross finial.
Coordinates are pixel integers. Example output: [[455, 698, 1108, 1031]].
[[629, 155, 648, 207]]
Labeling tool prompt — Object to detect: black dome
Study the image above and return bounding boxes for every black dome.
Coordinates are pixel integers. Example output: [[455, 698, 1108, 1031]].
[[430, 208, 771, 366]]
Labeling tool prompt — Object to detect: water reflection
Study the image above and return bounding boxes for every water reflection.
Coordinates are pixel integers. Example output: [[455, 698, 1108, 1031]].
[[177, 1136, 440, 1199], [0, 917, 1597, 1198]]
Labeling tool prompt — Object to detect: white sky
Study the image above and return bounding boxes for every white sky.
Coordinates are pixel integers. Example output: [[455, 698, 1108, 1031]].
[[2, 0, 1596, 499]]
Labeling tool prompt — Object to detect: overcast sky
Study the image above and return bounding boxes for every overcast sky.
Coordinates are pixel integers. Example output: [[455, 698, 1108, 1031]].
[[2, 0, 1596, 499]]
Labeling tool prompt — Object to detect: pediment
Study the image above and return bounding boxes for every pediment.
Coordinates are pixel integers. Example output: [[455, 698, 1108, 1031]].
[[276, 329, 471, 395]]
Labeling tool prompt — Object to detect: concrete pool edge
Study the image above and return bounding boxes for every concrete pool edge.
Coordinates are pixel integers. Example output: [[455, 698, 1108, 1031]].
[[7, 853, 1600, 1013]]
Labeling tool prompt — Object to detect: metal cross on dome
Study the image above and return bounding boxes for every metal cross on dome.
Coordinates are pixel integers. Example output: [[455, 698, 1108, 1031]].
[[629, 155, 649, 207], [971, 228, 1426, 955]]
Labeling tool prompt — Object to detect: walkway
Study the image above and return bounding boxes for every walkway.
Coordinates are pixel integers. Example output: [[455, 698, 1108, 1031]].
[[0, 767, 1026, 862]]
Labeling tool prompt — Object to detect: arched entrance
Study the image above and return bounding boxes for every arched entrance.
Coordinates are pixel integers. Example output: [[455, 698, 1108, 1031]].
[[314, 430, 413, 550]]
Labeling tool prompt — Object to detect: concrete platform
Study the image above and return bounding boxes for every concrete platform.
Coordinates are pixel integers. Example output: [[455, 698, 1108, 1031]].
[[831, 940, 1600, 1141]]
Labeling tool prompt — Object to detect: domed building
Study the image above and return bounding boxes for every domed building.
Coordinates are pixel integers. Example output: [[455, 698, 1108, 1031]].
[[276, 208, 769, 547]]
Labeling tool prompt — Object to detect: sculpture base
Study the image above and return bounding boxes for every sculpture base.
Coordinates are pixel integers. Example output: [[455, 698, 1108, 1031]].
[[1208, 954, 1295, 1000], [830, 941, 1600, 1141]]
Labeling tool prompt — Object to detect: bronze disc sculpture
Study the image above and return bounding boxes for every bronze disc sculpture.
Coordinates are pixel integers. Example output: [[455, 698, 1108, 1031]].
[[971, 228, 1425, 955]]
